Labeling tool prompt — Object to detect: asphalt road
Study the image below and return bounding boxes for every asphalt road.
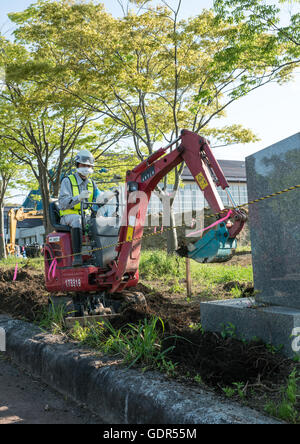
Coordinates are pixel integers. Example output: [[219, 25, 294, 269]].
[[0, 353, 105, 424]]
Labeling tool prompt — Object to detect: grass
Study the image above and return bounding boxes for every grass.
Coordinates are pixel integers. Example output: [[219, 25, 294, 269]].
[[236, 245, 251, 253], [37, 299, 68, 335], [0, 248, 253, 285], [139, 249, 253, 288], [71, 317, 178, 374], [264, 369, 300, 423], [0, 255, 44, 270]]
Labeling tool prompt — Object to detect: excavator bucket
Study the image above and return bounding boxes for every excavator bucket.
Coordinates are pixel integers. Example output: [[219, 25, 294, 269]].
[[178, 222, 237, 263]]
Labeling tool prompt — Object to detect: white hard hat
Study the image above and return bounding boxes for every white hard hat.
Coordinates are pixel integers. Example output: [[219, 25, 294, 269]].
[[75, 149, 95, 167]]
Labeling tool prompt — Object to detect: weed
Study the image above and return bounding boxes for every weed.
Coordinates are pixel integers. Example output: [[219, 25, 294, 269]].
[[38, 299, 68, 335], [139, 251, 182, 279], [264, 368, 300, 423], [194, 374, 203, 385], [156, 358, 178, 377], [220, 322, 237, 339], [232, 382, 247, 399], [230, 285, 242, 298], [169, 278, 185, 294], [70, 321, 106, 348], [71, 316, 179, 373], [266, 343, 284, 355], [104, 317, 175, 370], [189, 322, 205, 334], [222, 382, 247, 399], [222, 386, 236, 398], [71, 322, 90, 342]]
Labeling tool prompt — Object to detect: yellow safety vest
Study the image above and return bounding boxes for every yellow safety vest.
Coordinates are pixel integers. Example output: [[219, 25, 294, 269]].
[[60, 174, 94, 216]]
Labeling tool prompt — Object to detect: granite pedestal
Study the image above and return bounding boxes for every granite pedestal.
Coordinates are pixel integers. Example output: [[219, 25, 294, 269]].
[[200, 133, 300, 358]]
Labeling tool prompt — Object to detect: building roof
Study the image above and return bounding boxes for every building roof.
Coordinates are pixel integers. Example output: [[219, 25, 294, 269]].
[[181, 159, 246, 183]]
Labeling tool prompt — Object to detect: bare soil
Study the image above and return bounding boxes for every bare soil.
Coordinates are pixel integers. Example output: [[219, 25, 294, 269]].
[[0, 253, 299, 422]]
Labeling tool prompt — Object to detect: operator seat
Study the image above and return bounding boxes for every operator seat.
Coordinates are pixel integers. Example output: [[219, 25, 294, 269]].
[[48, 201, 71, 232]]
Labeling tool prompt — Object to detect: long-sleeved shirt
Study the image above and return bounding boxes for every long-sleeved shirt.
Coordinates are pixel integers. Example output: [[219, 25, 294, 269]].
[[58, 172, 100, 211]]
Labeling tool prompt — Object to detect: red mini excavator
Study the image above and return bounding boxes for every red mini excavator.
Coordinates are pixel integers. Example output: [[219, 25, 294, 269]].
[[44, 130, 247, 321]]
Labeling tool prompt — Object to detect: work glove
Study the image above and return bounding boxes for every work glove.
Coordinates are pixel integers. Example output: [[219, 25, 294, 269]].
[[96, 190, 116, 204], [78, 189, 91, 202]]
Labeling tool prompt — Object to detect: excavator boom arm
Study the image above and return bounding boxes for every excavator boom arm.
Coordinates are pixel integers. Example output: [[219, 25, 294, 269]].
[[106, 130, 246, 292], [6, 208, 43, 255]]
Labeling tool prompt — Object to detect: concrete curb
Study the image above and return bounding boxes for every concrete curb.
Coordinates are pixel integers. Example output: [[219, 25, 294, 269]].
[[0, 316, 281, 424]]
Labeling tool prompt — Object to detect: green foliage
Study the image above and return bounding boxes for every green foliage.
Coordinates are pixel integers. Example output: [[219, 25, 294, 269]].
[[0, 256, 43, 269], [169, 278, 185, 294], [1, 0, 296, 248], [222, 381, 247, 399], [70, 321, 106, 348], [38, 298, 68, 335], [5, 0, 275, 194], [71, 316, 177, 373], [189, 322, 205, 334], [220, 322, 237, 339], [222, 381, 247, 398], [266, 343, 284, 355], [214, 0, 300, 74], [140, 249, 253, 289], [222, 386, 236, 398], [194, 374, 204, 385], [232, 382, 247, 399], [230, 285, 243, 298], [264, 368, 300, 423], [139, 250, 183, 279]]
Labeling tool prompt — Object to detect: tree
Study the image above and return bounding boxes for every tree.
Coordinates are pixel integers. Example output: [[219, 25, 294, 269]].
[[8, 0, 295, 250], [0, 146, 30, 259], [0, 168, 13, 259], [214, 0, 300, 77], [0, 37, 110, 233]]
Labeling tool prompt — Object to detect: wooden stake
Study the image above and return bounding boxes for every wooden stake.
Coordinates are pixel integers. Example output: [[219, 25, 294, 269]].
[[185, 257, 192, 299]]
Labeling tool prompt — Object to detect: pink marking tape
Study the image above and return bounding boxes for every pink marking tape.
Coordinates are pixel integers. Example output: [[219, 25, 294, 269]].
[[187, 210, 233, 238], [13, 263, 18, 281], [48, 258, 57, 280]]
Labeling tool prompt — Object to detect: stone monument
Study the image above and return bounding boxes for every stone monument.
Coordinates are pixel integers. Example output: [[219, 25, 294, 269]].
[[200, 133, 300, 358]]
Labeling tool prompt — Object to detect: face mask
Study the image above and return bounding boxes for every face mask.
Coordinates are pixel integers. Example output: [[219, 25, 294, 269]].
[[77, 167, 93, 177]]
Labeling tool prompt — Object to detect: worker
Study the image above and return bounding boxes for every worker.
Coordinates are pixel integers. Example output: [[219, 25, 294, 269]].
[[58, 149, 101, 266]]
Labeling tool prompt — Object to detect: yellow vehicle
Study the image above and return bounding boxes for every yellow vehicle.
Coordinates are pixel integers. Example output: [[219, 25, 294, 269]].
[[6, 208, 43, 255]]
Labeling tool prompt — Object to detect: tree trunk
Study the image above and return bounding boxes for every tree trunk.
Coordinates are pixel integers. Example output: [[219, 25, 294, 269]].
[[40, 184, 52, 235], [0, 204, 7, 259], [38, 164, 52, 235], [166, 207, 178, 254], [161, 163, 184, 254], [160, 190, 178, 254]]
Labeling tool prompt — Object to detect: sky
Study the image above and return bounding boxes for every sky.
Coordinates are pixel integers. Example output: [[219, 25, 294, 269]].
[[1, 0, 299, 169]]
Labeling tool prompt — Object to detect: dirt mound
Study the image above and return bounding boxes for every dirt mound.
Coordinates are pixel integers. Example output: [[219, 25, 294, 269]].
[[0, 266, 49, 321], [109, 283, 200, 333], [164, 329, 293, 390]]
